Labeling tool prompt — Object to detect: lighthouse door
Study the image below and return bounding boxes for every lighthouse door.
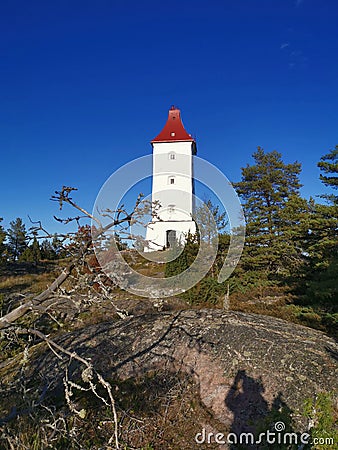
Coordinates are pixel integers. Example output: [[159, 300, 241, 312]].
[[166, 230, 176, 248]]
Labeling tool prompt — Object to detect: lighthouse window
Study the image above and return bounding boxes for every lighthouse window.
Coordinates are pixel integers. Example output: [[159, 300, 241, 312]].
[[169, 152, 176, 160], [171, 132, 176, 137], [168, 177, 175, 185]]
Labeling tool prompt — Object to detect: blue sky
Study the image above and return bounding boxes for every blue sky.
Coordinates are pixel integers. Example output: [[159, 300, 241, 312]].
[[1, 0, 338, 234]]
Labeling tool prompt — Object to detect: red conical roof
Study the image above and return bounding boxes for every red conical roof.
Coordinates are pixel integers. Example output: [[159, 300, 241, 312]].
[[151, 106, 195, 143]]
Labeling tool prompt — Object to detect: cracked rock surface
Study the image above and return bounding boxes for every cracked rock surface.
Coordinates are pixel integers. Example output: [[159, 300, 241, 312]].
[[28, 309, 337, 434]]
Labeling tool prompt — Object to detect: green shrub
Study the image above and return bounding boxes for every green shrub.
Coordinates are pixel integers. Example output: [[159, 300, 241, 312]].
[[303, 392, 338, 449]]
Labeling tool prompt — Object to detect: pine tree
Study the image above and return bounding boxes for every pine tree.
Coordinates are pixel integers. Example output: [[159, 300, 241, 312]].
[[19, 236, 41, 265], [234, 147, 304, 277], [303, 147, 338, 304], [7, 218, 28, 261], [30, 236, 41, 265], [317, 145, 338, 204], [0, 218, 7, 263], [40, 239, 57, 260], [164, 233, 198, 278]]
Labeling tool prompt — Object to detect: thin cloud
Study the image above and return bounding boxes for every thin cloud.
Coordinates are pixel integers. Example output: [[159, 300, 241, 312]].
[[295, 0, 304, 6], [280, 43, 308, 69], [291, 50, 302, 57]]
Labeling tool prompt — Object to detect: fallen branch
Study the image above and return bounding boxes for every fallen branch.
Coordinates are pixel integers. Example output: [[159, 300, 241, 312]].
[[0, 188, 153, 329], [0, 327, 120, 449], [0, 265, 74, 330]]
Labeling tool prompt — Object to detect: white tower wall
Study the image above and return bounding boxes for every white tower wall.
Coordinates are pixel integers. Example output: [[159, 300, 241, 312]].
[[145, 108, 196, 251]]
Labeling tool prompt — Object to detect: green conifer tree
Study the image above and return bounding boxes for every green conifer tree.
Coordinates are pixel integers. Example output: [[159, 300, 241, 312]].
[[303, 147, 338, 305], [40, 239, 57, 260], [30, 236, 41, 265], [7, 218, 28, 261], [317, 145, 338, 204], [234, 147, 304, 278], [0, 218, 7, 263]]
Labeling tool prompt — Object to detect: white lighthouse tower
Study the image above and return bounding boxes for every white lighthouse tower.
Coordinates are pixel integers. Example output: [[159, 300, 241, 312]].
[[145, 106, 196, 251]]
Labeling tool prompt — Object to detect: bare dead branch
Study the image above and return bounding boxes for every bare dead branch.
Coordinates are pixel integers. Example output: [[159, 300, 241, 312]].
[[25, 328, 120, 448], [51, 186, 101, 226], [0, 265, 74, 330], [0, 187, 157, 329]]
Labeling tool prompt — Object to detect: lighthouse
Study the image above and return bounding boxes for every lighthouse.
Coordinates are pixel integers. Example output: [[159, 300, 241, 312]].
[[145, 106, 197, 251]]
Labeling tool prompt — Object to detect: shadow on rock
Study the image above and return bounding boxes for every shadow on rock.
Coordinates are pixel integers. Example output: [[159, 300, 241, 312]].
[[225, 370, 296, 449]]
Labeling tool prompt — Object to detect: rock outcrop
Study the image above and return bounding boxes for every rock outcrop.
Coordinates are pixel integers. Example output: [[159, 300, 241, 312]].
[[2, 309, 337, 448]]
